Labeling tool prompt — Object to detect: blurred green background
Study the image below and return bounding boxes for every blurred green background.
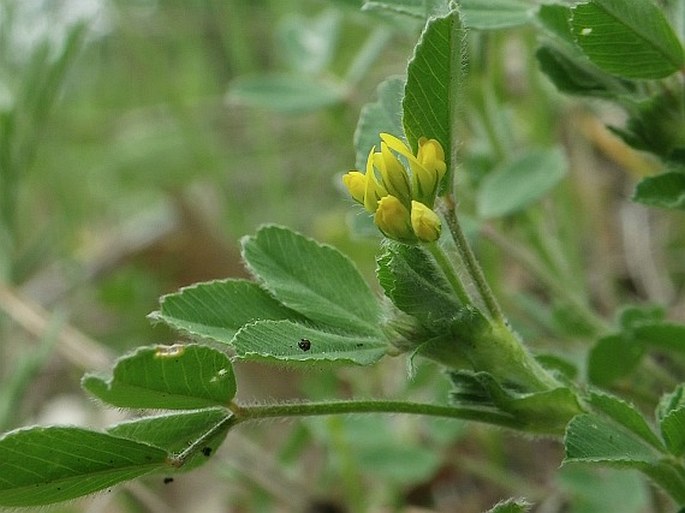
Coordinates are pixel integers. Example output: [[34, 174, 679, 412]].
[[0, 1, 681, 512]]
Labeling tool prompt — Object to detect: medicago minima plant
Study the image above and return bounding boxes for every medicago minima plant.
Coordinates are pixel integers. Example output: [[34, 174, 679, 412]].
[[1, 1, 685, 511]]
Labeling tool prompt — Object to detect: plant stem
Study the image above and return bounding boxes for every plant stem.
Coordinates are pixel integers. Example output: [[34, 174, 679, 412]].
[[439, 196, 506, 324], [230, 399, 521, 430], [426, 241, 472, 306]]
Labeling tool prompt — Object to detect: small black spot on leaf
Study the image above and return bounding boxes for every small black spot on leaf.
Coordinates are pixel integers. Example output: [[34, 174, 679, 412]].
[[163, 477, 174, 484], [298, 338, 311, 351], [202, 446, 212, 457]]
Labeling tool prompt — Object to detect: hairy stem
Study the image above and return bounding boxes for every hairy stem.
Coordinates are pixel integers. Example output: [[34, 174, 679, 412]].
[[439, 196, 506, 323], [230, 399, 521, 430]]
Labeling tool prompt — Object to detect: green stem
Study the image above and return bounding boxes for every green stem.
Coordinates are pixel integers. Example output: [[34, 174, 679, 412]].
[[230, 399, 521, 430], [426, 241, 472, 306], [439, 196, 506, 324]]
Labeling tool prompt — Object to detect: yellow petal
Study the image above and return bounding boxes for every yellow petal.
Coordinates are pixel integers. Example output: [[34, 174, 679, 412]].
[[373, 142, 411, 205], [417, 138, 447, 180], [410, 201, 441, 243], [379, 133, 414, 159], [374, 195, 416, 242], [363, 146, 387, 212], [342, 171, 366, 204]]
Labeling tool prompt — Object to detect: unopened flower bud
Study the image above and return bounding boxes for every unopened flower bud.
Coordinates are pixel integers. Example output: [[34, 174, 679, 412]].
[[374, 195, 416, 243], [410, 201, 441, 242]]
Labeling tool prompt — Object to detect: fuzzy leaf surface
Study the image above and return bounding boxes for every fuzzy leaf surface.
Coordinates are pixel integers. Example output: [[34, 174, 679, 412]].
[[570, 0, 684, 79], [403, 11, 463, 169], [150, 279, 301, 343], [232, 319, 387, 365], [108, 408, 233, 470], [377, 241, 461, 331], [0, 427, 167, 506], [241, 225, 382, 336], [82, 344, 235, 409]]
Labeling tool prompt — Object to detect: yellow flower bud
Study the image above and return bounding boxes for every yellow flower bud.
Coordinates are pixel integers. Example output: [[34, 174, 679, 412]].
[[380, 133, 447, 208], [410, 201, 441, 243], [374, 195, 416, 243], [342, 171, 366, 205], [417, 137, 447, 180], [373, 142, 411, 206]]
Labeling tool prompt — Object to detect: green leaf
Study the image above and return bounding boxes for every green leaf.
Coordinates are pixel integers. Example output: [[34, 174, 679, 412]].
[[657, 385, 685, 456], [564, 414, 659, 465], [354, 75, 405, 170], [536, 45, 631, 98], [149, 279, 302, 344], [537, 4, 574, 45], [564, 413, 685, 502], [108, 408, 233, 470], [477, 147, 568, 218], [587, 334, 644, 387], [377, 241, 461, 331], [588, 391, 664, 451], [403, 11, 464, 173], [570, 0, 685, 80], [485, 498, 533, 513], [241, 225, 382, 336], [82, 344, 236, 409], [633, 322, 685, 353], [227, 73, 345, 113], [0, 426, 167, 506], [232, 319, 387, 365], [459, 0, 533, 30], [633, 172, 685, 210]]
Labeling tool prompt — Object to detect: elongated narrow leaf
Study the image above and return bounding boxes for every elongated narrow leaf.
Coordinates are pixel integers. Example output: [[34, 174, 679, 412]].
[[0, 426, 167, 506], [460, 0, 532, 30], [109, 408, 233, 470], [82, 344, 236, 409], [403, 11, 463, 169], [570, 0, 685, 79], [377, 241, 461, 331], [354, 76, 405, 170], [149, 279, 302, 343], [477, 147, 568, 218], [241, 225, 382, 336], [232, 319, 387, 365], [633, 172, 685, 210]]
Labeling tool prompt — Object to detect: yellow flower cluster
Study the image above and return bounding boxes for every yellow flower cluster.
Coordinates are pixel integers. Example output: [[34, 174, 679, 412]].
[[343, 133, 446, 243]]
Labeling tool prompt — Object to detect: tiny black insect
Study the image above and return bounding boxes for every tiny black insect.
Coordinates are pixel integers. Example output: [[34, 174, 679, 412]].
[[202, 446, 212, 457], [298, 338, 311, 351], [163, 477, 174, 484]]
